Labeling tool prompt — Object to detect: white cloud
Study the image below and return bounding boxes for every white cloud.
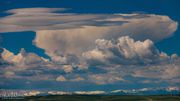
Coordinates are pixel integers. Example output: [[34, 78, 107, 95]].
[[0, 8, 179, 86], [4, 71, 15, 78], [0, 8, 115, 32], [70, 76, 84, 82], [83, 36, 169, 65], [0, 8, 178, 65], [1, 36, 180, 85], [74, 91, 105, 95], [56, 75, 67, 82], [56, 75, 85, 82], [1, 48, 23, 63], [1, 37, 179, 85], [6, 8, 67, 14], [1, 8, 177, 39], [132, 64, 180, 80], [1, 48, 46, 66], [162, 65, 180, 79], [89, 74, 124, 85], [33, 15, 177, 63], [62, 65, 73, 73]]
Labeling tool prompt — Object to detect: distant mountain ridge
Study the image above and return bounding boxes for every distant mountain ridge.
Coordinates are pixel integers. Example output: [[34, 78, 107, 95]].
[[109, 87, 180, 95], [0, 87, 180, 98]]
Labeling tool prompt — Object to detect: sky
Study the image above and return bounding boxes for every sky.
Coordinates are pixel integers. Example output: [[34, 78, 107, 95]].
[[0, 0, 180, 91]]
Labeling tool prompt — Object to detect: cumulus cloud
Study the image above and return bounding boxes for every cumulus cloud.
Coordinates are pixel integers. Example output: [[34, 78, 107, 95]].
[[0, 48, 85, 77], [83, 36, 170, 66], [0, 8, 179, 87], [33, 15, 177, 62], [0, 48, 8, 66], [56, 75, 67, 82], [1, 36, 180, 85], [56, 75, 85, 82], [1, 48, 46, 66], [35, 15, 177, 62], [62, 65, 73, 73], [81, 36, 180, 84], [0, 8, 178, 65]]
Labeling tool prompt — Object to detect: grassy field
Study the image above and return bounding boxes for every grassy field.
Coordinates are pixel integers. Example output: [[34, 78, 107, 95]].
[[1, 95, 180, 101]]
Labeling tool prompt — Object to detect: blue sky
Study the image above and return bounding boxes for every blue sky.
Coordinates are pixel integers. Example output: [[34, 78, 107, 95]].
[[0, 0, 180, 91]]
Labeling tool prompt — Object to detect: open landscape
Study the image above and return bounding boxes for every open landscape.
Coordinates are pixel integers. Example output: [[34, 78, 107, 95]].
[[1, 95, 180, 101]]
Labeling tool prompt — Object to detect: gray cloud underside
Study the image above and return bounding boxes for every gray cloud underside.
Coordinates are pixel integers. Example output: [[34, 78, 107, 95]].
[[0, 8, 179, 86], [1, 36, 180, 85]]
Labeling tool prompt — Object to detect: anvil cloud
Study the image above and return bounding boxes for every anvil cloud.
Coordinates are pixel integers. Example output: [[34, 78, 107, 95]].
[[0, 8, 179, 88]]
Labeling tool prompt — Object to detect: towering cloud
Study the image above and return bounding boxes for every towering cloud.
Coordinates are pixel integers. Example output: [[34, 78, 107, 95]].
[[83, 36, 170, 66], [33, 15, 177, 61], [0, 8, 179, 87], [0, 8, 178, 63]]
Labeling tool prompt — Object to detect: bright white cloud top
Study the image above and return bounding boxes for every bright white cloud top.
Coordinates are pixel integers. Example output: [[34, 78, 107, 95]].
[[0, 8, 179, 88]]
